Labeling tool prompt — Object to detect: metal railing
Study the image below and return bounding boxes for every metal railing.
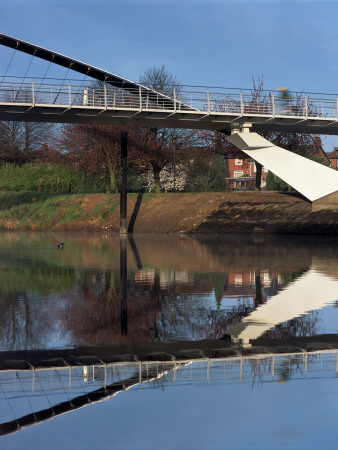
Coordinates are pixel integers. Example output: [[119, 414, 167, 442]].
[[1, 76, 338, 121]]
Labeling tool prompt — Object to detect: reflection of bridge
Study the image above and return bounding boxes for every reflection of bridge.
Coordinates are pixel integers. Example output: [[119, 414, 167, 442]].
[[1, 33, 338, 207], [228, 265, 338, 345], [1, 345, 338, 436]]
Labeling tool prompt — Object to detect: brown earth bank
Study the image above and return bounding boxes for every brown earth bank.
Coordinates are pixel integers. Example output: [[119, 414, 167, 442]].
[[0, 191, 337, 235]]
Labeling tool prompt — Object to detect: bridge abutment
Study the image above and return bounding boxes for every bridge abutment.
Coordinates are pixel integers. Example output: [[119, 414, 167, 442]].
[[312, 191, 338, 212]]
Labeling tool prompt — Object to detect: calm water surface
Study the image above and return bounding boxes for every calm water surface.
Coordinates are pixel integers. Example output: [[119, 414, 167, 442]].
[[1, 231, 338, 449]]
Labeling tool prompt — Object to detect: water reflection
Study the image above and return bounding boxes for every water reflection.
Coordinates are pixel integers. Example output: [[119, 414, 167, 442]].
[[230, 267, 338, 344], [2, 232, 338, 445], [1, 349, 338, 437], [0, 233, 338, 351]]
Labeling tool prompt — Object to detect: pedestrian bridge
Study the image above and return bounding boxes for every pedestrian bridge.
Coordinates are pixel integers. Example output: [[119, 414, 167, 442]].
[[1, 33, 338, 135], [2, 74, 338, 136], [1, 33, 338, 206]]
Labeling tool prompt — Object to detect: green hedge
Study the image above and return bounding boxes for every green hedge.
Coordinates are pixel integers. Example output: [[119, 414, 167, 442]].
[[0, 163, 79, 193]]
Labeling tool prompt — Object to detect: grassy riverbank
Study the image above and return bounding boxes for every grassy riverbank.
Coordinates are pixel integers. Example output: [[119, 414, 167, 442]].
[[0, 191, 337, 235]]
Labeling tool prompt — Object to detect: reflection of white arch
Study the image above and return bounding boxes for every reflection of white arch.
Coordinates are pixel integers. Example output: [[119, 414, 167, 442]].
[[229, 267, 338, 344], [227, 131, 338, 204]]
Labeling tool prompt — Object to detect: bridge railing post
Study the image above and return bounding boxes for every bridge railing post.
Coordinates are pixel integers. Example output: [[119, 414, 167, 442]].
[[207, 89, 210, 114], [32, 80, 35, 106], [139, 86, 142, 112], [304, 96, 308, 118], [240, 92, 243, 116], [104, 83, 107, 110], [68, 82, 71, 108], [272, 93, 275, 117]]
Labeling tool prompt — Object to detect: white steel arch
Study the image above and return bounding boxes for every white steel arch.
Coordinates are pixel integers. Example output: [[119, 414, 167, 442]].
[[227, 131, 338, 203]]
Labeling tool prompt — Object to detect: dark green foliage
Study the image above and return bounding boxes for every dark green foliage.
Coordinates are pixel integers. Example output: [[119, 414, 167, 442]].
[[115, 169, 146, 193], [185, 154, 227, 192], [0, 163, 79, 193], [265, 171, 277, 191], [265, 171, 289, 192]]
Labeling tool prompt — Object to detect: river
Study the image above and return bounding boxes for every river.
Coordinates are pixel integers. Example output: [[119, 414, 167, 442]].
[[1, 231, 338, 449]]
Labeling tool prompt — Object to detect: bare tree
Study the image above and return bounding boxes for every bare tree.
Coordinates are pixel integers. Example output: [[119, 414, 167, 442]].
[[139, 66, 197, 193], [0, 121, 55, 164]]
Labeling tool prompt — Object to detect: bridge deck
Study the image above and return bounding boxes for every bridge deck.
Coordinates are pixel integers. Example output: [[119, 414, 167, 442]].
[[1, 78, 338, 134]]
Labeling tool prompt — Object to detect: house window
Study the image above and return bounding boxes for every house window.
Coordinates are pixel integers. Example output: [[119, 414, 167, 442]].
[[234, 171, 243, 178], [235, 159, 242, 165]]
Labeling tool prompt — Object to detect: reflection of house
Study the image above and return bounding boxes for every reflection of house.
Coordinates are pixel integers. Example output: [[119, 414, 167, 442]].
[[134, 269, 155, 284], [224, 269, 282, 298], [159, 270, 191, 288], [134, 269, 191, 288]]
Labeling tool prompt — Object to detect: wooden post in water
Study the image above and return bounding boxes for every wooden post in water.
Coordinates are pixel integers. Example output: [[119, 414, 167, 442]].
[[120, 131, 128, 235]]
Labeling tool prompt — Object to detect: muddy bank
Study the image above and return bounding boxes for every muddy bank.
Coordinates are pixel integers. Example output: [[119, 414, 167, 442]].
[[0, 191, 337, 235]]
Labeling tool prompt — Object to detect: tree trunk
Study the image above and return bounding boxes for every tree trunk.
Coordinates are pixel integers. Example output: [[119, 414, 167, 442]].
[[153, 167, 161, 193], [255, 162, 262, 192], [108, 164, 116, 192]]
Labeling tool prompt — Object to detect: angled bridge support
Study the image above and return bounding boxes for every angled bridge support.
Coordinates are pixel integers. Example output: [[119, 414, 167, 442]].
[[226, 130, 338, 210]]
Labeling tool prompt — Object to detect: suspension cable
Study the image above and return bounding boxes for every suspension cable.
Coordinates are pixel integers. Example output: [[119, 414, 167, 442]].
[[1, 47, 17, 84], [52, 67, 70, 104], [15, 53, 35, 101]]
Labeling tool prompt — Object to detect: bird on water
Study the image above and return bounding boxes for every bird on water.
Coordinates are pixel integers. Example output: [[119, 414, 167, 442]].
[[57, 243, 64, 249]]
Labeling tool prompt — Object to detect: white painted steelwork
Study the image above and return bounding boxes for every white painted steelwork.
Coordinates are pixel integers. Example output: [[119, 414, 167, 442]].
[[2, 77, 338, 134], [2, 33, 338, 134], [227, 131, 338, 201]]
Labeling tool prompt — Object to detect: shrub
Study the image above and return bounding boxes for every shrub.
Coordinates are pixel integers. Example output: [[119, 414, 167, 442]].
[[0, 163, 80, 193]]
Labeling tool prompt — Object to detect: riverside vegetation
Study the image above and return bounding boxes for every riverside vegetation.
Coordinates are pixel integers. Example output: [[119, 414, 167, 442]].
[[0, 190, 338, 235]]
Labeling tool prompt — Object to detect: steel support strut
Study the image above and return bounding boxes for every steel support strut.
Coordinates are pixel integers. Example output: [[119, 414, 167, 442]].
[[120, 131, 128, 235], [120, 234, 128, 335]]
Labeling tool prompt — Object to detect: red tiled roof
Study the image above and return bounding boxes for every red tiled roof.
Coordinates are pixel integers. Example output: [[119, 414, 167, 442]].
[[327, 150, 338, 159]]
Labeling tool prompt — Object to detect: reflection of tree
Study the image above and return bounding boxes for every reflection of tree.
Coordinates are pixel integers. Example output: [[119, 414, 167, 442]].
[[55, 263, 314, 347], [0, 256, 321, 351], [263, 310, 321, 339], [60, 270, 169, 345], [0, 290, 52, 351], [58, 267, 259, 345], [204, 299, 254, 340]]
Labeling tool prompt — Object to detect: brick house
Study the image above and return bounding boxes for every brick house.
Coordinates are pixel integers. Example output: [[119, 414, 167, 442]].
[[326, 148, 338, 170], [225, 148, 268, 190]]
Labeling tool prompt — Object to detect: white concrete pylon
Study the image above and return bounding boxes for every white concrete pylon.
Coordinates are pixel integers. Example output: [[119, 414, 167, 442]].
[[226, 131, 338, 202]]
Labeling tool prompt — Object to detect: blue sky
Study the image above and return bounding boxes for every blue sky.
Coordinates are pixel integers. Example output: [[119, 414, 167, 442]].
[[2, 0, 338, 150]]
